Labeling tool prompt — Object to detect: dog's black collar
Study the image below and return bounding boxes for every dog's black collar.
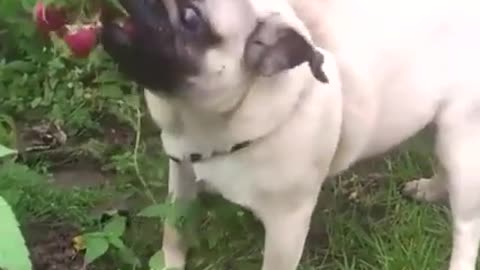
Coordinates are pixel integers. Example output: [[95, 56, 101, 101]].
[[167, 140, 253, 163], [167, 81, 315, 164]]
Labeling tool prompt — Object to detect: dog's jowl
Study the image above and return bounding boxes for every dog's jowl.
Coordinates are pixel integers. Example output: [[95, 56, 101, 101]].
[[101, 0, 480, 269]]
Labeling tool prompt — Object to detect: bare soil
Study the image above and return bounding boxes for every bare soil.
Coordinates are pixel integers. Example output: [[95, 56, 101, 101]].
[[24, 222, 85, 270], [14, 117, 137, 270]]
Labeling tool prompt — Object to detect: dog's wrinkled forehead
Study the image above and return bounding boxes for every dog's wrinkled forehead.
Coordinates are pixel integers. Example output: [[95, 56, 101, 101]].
[[204, 0, 310, 44], [202, 0, 256, 37]]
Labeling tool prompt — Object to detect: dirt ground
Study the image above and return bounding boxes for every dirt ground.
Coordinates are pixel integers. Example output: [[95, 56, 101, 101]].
[[25, 222, 85, 270], [15, 118, 134, 270]]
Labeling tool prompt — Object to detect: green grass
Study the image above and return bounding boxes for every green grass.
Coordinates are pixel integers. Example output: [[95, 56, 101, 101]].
[[0, 110, 456, 269], [170, 148, 454, 270], [0, 160, 112, 226], [110, 143, 453, 270], [313, 173, 451, 270]]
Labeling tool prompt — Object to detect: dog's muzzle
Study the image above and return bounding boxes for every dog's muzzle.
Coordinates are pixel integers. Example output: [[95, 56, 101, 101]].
[[100, 0, 195, 91]]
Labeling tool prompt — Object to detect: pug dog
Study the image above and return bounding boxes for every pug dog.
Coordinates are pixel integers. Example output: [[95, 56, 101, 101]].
[[101, 0, 480, 269]]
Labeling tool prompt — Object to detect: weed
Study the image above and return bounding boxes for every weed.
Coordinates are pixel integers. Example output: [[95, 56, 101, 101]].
[[0, 0, 460, 269], [0, 144, 32, 270]]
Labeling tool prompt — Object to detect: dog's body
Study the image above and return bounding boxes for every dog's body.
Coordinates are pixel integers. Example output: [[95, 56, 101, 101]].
[[101, 0, 480, 269], [291, 0, 480, 175]]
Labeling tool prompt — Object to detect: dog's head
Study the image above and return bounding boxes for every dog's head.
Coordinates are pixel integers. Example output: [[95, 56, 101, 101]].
[[101, 0, 328, 110]]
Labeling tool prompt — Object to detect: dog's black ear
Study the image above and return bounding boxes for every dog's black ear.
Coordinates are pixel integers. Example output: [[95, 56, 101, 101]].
[[244, 18, 329, 83]]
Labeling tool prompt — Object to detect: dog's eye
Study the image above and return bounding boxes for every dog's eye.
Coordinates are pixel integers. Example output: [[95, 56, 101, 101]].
[[180, 6, 202, 32]]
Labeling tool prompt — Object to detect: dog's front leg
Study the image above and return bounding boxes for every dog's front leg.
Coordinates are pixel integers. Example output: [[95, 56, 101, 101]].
[[162, 160, 197, 270], [436, 105, 480, 270], [257, 192, 319, 270]]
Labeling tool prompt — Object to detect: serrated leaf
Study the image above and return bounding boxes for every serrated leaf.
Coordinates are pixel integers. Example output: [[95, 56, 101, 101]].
[[103, 215, 126, 237], [84, 236, 110, 264], [0, 144, 17, 158], [149, 250, 165, 270], [0, 196, 32, 270], [138, 203, 169, 218]]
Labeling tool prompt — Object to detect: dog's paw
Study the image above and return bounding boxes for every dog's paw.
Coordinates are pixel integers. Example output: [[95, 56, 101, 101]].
[[402, 178, 446, 203]]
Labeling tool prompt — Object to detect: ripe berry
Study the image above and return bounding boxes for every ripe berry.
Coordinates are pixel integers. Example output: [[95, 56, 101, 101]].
[[33, 1, 67, 33], [63, 25, 99, 58], [122, 18, 135, 37]]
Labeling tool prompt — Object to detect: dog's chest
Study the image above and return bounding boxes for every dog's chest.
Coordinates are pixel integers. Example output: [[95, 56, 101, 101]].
[[189, 140, 318, 210], [193, 156, 269, 208], [156, 76, 343, 210], [186, 103, 342, 211]]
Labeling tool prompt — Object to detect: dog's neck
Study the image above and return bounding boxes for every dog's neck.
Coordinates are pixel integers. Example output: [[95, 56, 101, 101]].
[[146, 65, 315, 162]]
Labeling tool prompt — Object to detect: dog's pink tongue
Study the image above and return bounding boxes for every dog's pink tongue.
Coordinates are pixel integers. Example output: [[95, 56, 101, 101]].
[[121, 18, 135, 37]]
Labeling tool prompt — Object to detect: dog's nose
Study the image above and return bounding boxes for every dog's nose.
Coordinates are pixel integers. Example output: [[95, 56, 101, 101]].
[[100, 0, 172, 62], [118, 0, 168, 32], [99, 0, 185, 92], [101, 21, 132, 57]]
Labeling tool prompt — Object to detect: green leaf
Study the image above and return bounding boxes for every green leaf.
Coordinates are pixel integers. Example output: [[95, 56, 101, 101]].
[[148, 250, 166, 270], [84, 236, 110, 264], [166, 201, 203, 230], [0, 196, 32, 270], [20, 0, 36, 10], [4, 60, 36, 72], [30, 97, 42, 108], [108, 236, 126, 249], [101, 85, 124, 99], [82, 231, 106, 239], [103, 0, 127, 15], [117, 246, 141, 266], [103, 215, 127, 237], [138, 203, 169, 218], [0, 144, 17, 158], [0, 189, 22, 208], [94, 70, 124, 84]]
